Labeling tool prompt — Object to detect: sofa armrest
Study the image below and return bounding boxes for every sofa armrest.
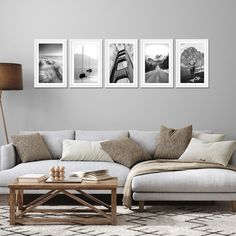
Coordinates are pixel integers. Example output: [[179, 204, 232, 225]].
[[0, 144, 17, 171]]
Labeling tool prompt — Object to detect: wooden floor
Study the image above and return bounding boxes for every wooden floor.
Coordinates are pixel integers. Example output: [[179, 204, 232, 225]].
[[0, 194, 232, 209]]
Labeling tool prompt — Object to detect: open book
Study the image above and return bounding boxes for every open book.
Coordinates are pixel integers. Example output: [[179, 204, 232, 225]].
[[68, 169, 113, 182]]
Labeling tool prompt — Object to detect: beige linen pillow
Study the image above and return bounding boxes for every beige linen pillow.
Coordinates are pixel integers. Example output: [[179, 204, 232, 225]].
[[11, 133, 52, 163], [61, 140, 113, 162], [179, 138, 236, 166], [154, 125, 192, 159], [101, 137, 151, 168], [193, 132, 225, 142]]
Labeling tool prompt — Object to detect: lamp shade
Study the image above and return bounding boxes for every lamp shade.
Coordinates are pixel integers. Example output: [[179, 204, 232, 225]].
[[0, 63, 23, 90]]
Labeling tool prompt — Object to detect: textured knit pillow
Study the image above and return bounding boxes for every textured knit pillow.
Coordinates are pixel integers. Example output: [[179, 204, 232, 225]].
[[60, 140, 113, 162], [11, 133, 51, 163], [154, 125, 192, 159], [101, 137, 151, 168], [179, 138, 236, 166]]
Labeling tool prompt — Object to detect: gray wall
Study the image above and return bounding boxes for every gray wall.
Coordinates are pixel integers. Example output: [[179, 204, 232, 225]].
[[0, 0, 235, 144]]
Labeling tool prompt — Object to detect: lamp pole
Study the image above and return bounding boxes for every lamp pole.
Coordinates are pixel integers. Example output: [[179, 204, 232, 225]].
[[0, 90, 9, 144]]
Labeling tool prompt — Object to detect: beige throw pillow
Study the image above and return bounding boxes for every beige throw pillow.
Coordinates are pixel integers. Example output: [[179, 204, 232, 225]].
[[11, 133, 52, 163], [101, 137, 151, 168], [61, 140, 113, 162], [193, 132, 225, 142], [179, 138, 236, 166], [154, 125, 192, 159]]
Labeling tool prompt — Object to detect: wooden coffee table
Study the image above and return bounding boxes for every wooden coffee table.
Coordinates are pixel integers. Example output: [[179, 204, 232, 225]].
[[8, 178, 118, 225]]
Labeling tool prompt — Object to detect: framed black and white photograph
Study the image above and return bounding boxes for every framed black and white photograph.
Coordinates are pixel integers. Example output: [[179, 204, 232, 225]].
[[69, 39, 102, 88], [140, 39, 173, 88], [176, 39, 208, 88], [105, 39, 137, 88], [34, 39, 67, 88]]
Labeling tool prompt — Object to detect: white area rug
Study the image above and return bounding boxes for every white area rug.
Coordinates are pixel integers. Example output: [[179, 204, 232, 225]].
[[1, 205, 236, 236]]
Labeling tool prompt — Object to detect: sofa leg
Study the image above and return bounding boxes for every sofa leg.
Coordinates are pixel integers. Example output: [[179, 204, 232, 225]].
[[139, 201, 144, 212], [232, 201, 236, 212]]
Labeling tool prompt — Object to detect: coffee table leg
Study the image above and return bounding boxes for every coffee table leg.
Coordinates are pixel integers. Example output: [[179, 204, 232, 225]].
[[111, 188, 117, 225], [18, 190, 24, 210], [9, 189, 16, 225]]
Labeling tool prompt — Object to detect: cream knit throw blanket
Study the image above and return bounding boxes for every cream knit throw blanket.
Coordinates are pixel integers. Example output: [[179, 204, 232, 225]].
[[123, 160, 236, 209]]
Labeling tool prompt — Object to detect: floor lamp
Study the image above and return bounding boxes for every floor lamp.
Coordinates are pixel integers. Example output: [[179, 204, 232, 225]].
[[0, 63, 23, 144]]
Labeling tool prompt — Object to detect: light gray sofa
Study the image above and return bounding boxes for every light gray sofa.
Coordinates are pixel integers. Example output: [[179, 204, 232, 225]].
[[1, 130, 236, 211], [0, 130, 130, 194]]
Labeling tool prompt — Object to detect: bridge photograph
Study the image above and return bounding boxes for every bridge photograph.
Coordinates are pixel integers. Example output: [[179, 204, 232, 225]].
[[105, 39, 137, 88]]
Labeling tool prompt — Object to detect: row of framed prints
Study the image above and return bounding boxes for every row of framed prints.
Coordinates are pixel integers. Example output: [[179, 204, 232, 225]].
[[34, 39, 208, 88]]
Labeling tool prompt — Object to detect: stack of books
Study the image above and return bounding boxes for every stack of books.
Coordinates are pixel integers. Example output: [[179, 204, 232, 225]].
[[69, 169, 112, 182], [17, 174, 47, 183]]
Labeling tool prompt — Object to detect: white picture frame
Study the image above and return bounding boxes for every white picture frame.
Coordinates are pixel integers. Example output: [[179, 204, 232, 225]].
[[34, 39, 67, 88], [105, 39, 137, 88], [176, 39, 209, 88], [140, 39, 173, 88], [69, 39, 102, 88]]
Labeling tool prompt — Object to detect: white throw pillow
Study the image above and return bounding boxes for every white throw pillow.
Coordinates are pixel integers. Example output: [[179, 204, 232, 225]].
[[192, 132, 225, 142], [179, 138, 236, 166], [61, 140, 113, 162]]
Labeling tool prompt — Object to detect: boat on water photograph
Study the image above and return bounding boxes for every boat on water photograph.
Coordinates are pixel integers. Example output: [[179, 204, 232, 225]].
[[70, 40, 102, 87]]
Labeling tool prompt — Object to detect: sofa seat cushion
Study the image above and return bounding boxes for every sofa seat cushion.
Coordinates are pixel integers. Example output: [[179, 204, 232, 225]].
[[0, 160, 130, 187], [132, 168, 236, 193]]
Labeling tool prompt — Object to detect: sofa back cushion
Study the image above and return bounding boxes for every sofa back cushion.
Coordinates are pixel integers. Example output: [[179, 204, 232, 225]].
[[129, 130, 213, 157], [75, 130, 128, 141], [129, 130, 160, 157], [20, 130, 75, 159]]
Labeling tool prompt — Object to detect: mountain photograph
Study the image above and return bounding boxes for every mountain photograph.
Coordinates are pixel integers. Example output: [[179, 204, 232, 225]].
[[180, 46, 205, 83]]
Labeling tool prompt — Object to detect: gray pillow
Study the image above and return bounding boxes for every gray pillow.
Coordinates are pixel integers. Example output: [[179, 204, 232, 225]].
[[101, 137, 151, 168], [154, 125, 192, 159], [11, 133, 52, 163]]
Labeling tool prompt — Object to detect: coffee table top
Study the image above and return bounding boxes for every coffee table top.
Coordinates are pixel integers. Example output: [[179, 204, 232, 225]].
[[9, 178, 118, 190]]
